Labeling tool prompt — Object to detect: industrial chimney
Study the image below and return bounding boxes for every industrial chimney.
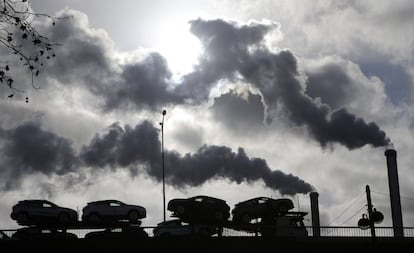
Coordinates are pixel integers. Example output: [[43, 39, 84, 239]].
[[310, 192, 320, 237], [385, 148, 404, 237]]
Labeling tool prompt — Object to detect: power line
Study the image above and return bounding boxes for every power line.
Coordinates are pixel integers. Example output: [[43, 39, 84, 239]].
[[371, 190, 414, 201], [339, 204, 367, 226], [328, 192, 365, 226]]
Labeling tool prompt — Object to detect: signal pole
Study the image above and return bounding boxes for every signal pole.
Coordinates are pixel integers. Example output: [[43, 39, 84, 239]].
[[160, 110, 167, 222]]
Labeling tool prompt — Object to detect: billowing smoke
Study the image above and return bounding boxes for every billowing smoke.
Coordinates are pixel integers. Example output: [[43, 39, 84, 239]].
[[182, 18, 390, 149], [41, 12, 389, 149], [80, 121, 313, 195], [0, 121, 313, 194], [0, 122, 78, 190]]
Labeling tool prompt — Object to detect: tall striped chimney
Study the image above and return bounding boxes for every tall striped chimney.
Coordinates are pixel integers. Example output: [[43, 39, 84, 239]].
[[385, 148, 404, 237]]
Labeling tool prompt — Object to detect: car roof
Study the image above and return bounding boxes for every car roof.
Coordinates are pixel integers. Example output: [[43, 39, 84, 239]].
[[86, 200, 123, 205], [190, 195, 226, 202], [18, 199, 54, 204], [157, 219, 182, 226], [235, 197, 292, 205]]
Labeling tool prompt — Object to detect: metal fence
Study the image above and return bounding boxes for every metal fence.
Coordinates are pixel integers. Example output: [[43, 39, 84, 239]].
[[2, 226, 414, 239]]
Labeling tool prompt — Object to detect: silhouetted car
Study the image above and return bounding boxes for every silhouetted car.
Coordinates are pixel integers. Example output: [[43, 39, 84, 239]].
[[82, 200, 146, 224], [10, 200, 78, 226], [11, 227, 78, 240], [168, 195, 230, 223], [260, 212, 308, 237], [153, 219, 219, 237], [84, 227, 148, 239], [232, 197, 294, 224]]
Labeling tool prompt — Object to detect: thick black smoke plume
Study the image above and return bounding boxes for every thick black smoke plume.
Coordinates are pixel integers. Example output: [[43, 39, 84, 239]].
[[42, 12, 389, 149], [0, 121, 313, 194], [80, 121, 313, 195], [181, 19, 390, 149], [0, 122, 78, 190]]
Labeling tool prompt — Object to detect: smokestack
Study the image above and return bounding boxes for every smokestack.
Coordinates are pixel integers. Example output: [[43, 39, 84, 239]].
[[385, 148, 404, 237], [310, 192, 320, 237]]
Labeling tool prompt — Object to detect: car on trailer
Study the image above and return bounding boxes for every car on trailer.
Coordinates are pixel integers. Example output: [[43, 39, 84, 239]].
[[232, 197, 294, 224], [84, 226, 148, 239], [11, 227, 78, 240], [81, 200, 146, 224], [168, 195, 230, 224], [153, 219, 220, 237], [10, 200, 78, 226]]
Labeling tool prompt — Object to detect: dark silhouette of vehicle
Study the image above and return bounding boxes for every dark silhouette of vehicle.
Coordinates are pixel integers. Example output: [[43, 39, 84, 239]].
[[260, 212, 308, 237], [11, 227, 78, 240], [84, 227, 148, 239], [81, 200, 146, 224], [153, 219, 219, 237], [10, 200, 78, 226], [168, 195, 230, 224], [232, 197, 294, 224]]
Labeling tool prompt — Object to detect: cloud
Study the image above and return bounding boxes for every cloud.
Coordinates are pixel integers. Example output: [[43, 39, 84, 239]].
[[41, 9, 184, 111], [0, 122, 78, 190], [186, 18, 390, 149], [33, 11, 391, 149], [80, 121, 313, 195]]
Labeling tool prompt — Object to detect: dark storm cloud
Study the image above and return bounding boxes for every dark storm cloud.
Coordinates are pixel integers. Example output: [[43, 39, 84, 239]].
[[185, 18, 390, 149], [210, 90, 265, 132], [80, 121, 313, 195], [0, 122, 78, 190]]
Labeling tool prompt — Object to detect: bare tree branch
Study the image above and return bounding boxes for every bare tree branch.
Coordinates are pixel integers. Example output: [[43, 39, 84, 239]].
[[0, 0, 70, 98]]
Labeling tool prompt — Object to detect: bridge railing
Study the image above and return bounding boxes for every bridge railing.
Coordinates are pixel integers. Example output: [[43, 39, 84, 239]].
[[2, 226, 414, 239]]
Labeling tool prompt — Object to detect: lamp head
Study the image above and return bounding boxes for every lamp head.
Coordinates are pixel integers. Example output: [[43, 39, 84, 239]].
[[162, 110, 167, 116]]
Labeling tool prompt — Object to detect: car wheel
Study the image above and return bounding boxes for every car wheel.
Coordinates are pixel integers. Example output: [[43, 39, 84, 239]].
[[88, 213, 100, 223], [58, 213, 70, 224], [241, 213, 251, 224], [176, 205, 185, 214], [128, 210, 139, 222], [17, 212, 29, 224]]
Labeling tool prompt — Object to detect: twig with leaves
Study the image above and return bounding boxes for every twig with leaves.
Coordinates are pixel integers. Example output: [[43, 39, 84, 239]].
[[0, 0, 69, 99]]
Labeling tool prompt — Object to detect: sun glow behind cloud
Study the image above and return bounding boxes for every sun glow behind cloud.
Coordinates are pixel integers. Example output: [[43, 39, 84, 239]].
[[154, 20, 202, 77]]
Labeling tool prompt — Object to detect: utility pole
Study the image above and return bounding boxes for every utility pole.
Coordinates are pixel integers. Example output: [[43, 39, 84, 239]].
[[160, 110, 167, 222], [366, 185, 376, 241]]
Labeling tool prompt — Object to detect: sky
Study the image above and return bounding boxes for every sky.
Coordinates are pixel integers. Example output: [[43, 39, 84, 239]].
[[1, 0, 414, 230]]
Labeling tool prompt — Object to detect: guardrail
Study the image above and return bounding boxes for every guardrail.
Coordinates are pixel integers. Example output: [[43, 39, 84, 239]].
[[2, 226, 414, 239]]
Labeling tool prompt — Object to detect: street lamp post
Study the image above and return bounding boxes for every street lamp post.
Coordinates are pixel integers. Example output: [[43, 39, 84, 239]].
[[160, 110, 167, 222]]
